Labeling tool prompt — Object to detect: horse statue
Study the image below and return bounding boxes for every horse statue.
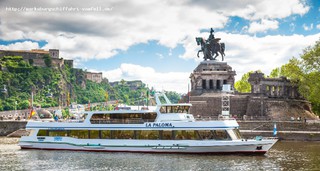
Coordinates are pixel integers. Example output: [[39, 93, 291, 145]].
[[211, 38, 225, 61], [195, 28, 226, 61], [196, 37, 213, 60]]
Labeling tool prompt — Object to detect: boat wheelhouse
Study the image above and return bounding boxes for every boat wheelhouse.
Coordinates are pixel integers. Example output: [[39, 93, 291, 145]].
[[19, 93, 277, 154]]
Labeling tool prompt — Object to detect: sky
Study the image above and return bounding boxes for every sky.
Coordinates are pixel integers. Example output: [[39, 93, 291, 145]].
[[0, 0, 320, 93]]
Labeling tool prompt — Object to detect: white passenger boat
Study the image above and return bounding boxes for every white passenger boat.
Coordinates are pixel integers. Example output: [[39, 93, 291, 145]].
[[19, 93, 278, 154]]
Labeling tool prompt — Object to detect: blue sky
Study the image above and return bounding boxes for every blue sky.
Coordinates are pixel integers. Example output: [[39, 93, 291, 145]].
[[0, 0, 320, 93]]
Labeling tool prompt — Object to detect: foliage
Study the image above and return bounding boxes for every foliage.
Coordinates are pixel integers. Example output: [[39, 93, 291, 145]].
[[62, 107, 70, 118], [269, 39, 320, 115], [234, 71, 254, 93], [0, 55, 182, 111], [165, 91, 181, 103], [43, 54, 52, 67]]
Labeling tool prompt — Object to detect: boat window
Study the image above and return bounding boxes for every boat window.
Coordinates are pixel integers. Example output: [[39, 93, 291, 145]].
[[90, 113, 156, 124], [161, 130, 173, 140], [112, 130, 134, 139], [69, 130, 88, 139], [233, 128, 242, 139], [211, 130, 231, 140], [197, 130, 214, 140], [136, 130, 159, 139], [37, 129, 232, 140], [160, 107, 166, 113], [195, 130, 231, 140], [183, 106, 190, 113], [37, 129, 48, 136], [160, 106, 190, 114], [48, 130, 68, 137], [89, 130, 100, 139], [174, 130, 197, 140], [101, 130, 111, 139], [166, 106, 172, 113]]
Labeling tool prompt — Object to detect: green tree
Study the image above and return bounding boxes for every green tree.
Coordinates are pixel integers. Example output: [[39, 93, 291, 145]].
[[234, 71, 254, 93], [43, 54, 52, 67], [165, 91, 181, 103], [269, 39, 320, 115]]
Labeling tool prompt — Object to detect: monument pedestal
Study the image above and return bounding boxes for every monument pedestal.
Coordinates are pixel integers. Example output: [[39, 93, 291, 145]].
[[189, 60, 236, 96]]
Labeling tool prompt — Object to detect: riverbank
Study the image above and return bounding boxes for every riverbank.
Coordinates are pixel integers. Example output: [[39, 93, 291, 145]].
[[0, 137, 19, 144]]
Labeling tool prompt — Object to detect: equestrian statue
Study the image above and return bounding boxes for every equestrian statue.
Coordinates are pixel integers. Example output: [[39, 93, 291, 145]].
[[196, 28, 225, 61]]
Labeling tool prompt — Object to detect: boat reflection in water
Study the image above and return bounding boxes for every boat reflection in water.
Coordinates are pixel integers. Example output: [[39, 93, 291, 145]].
[[19, 92, 277, 154]]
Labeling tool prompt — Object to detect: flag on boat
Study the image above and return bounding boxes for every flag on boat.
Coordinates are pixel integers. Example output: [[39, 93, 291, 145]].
[[273, 123, 277, 136], [28, 107, 36, 119]]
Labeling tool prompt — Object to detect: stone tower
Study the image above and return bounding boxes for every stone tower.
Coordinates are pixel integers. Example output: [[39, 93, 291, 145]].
[[189, 61, 236, 96], [49, 49, 59, 58]]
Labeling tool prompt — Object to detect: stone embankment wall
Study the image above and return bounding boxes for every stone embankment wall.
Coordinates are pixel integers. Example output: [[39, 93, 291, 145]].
[[238, 121, 319, 131], [239, 121, 320, 141], [240, 131, 320, 141], [0, 121, 27, 136]]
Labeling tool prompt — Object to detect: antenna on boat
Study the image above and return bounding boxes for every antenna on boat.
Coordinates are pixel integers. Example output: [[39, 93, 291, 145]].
[[154, 92, 172, 105]]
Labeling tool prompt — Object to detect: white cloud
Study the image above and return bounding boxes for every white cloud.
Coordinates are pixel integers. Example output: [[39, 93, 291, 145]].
[[100, 63, 190, 93], [0, 41, 39, 50], [316, 24, 320, 30], [248, 19, 279, 34], [187, 0, 309, 20], [0, 0, 311, 61], [303, 23, 313, 31]]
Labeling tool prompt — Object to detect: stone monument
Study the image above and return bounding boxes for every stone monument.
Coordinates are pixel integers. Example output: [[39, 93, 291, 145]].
[[191, 28, 235, 96], [189, 28, 317, 121]]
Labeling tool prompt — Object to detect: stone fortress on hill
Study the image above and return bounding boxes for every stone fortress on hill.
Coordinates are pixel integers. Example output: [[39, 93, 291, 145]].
[[0, 49, 103, 83], [189, 28, 318, 121], [0, 49, 147, 90]]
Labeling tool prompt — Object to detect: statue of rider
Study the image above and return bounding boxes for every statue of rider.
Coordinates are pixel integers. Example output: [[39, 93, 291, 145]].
[[207, 28, 215, 43]]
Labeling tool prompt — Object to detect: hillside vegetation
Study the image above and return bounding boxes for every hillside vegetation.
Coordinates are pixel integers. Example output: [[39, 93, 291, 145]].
[[0, 56, 181, 111]]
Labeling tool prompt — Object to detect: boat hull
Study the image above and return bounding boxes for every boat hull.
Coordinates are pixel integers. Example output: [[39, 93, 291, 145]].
[[19, 137, 277, 154]]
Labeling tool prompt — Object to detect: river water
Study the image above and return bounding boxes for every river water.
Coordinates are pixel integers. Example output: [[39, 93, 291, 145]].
[[0, 138, 319, 171]]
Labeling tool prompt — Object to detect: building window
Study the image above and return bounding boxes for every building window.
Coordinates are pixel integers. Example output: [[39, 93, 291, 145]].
[[216, 80, 221, 90], [223, 80, 227, 85], [209, 80, 214, 89], [202, 80, 206, 89]]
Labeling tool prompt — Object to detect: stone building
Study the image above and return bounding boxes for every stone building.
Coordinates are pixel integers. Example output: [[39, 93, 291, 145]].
[[0, 49, 70, 68], [189, 61, 236, 95], [85, 72, 103, 83], [0, 49, 59, 59], [248, 71, 300, 99], [109, 80, 145, 90]]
